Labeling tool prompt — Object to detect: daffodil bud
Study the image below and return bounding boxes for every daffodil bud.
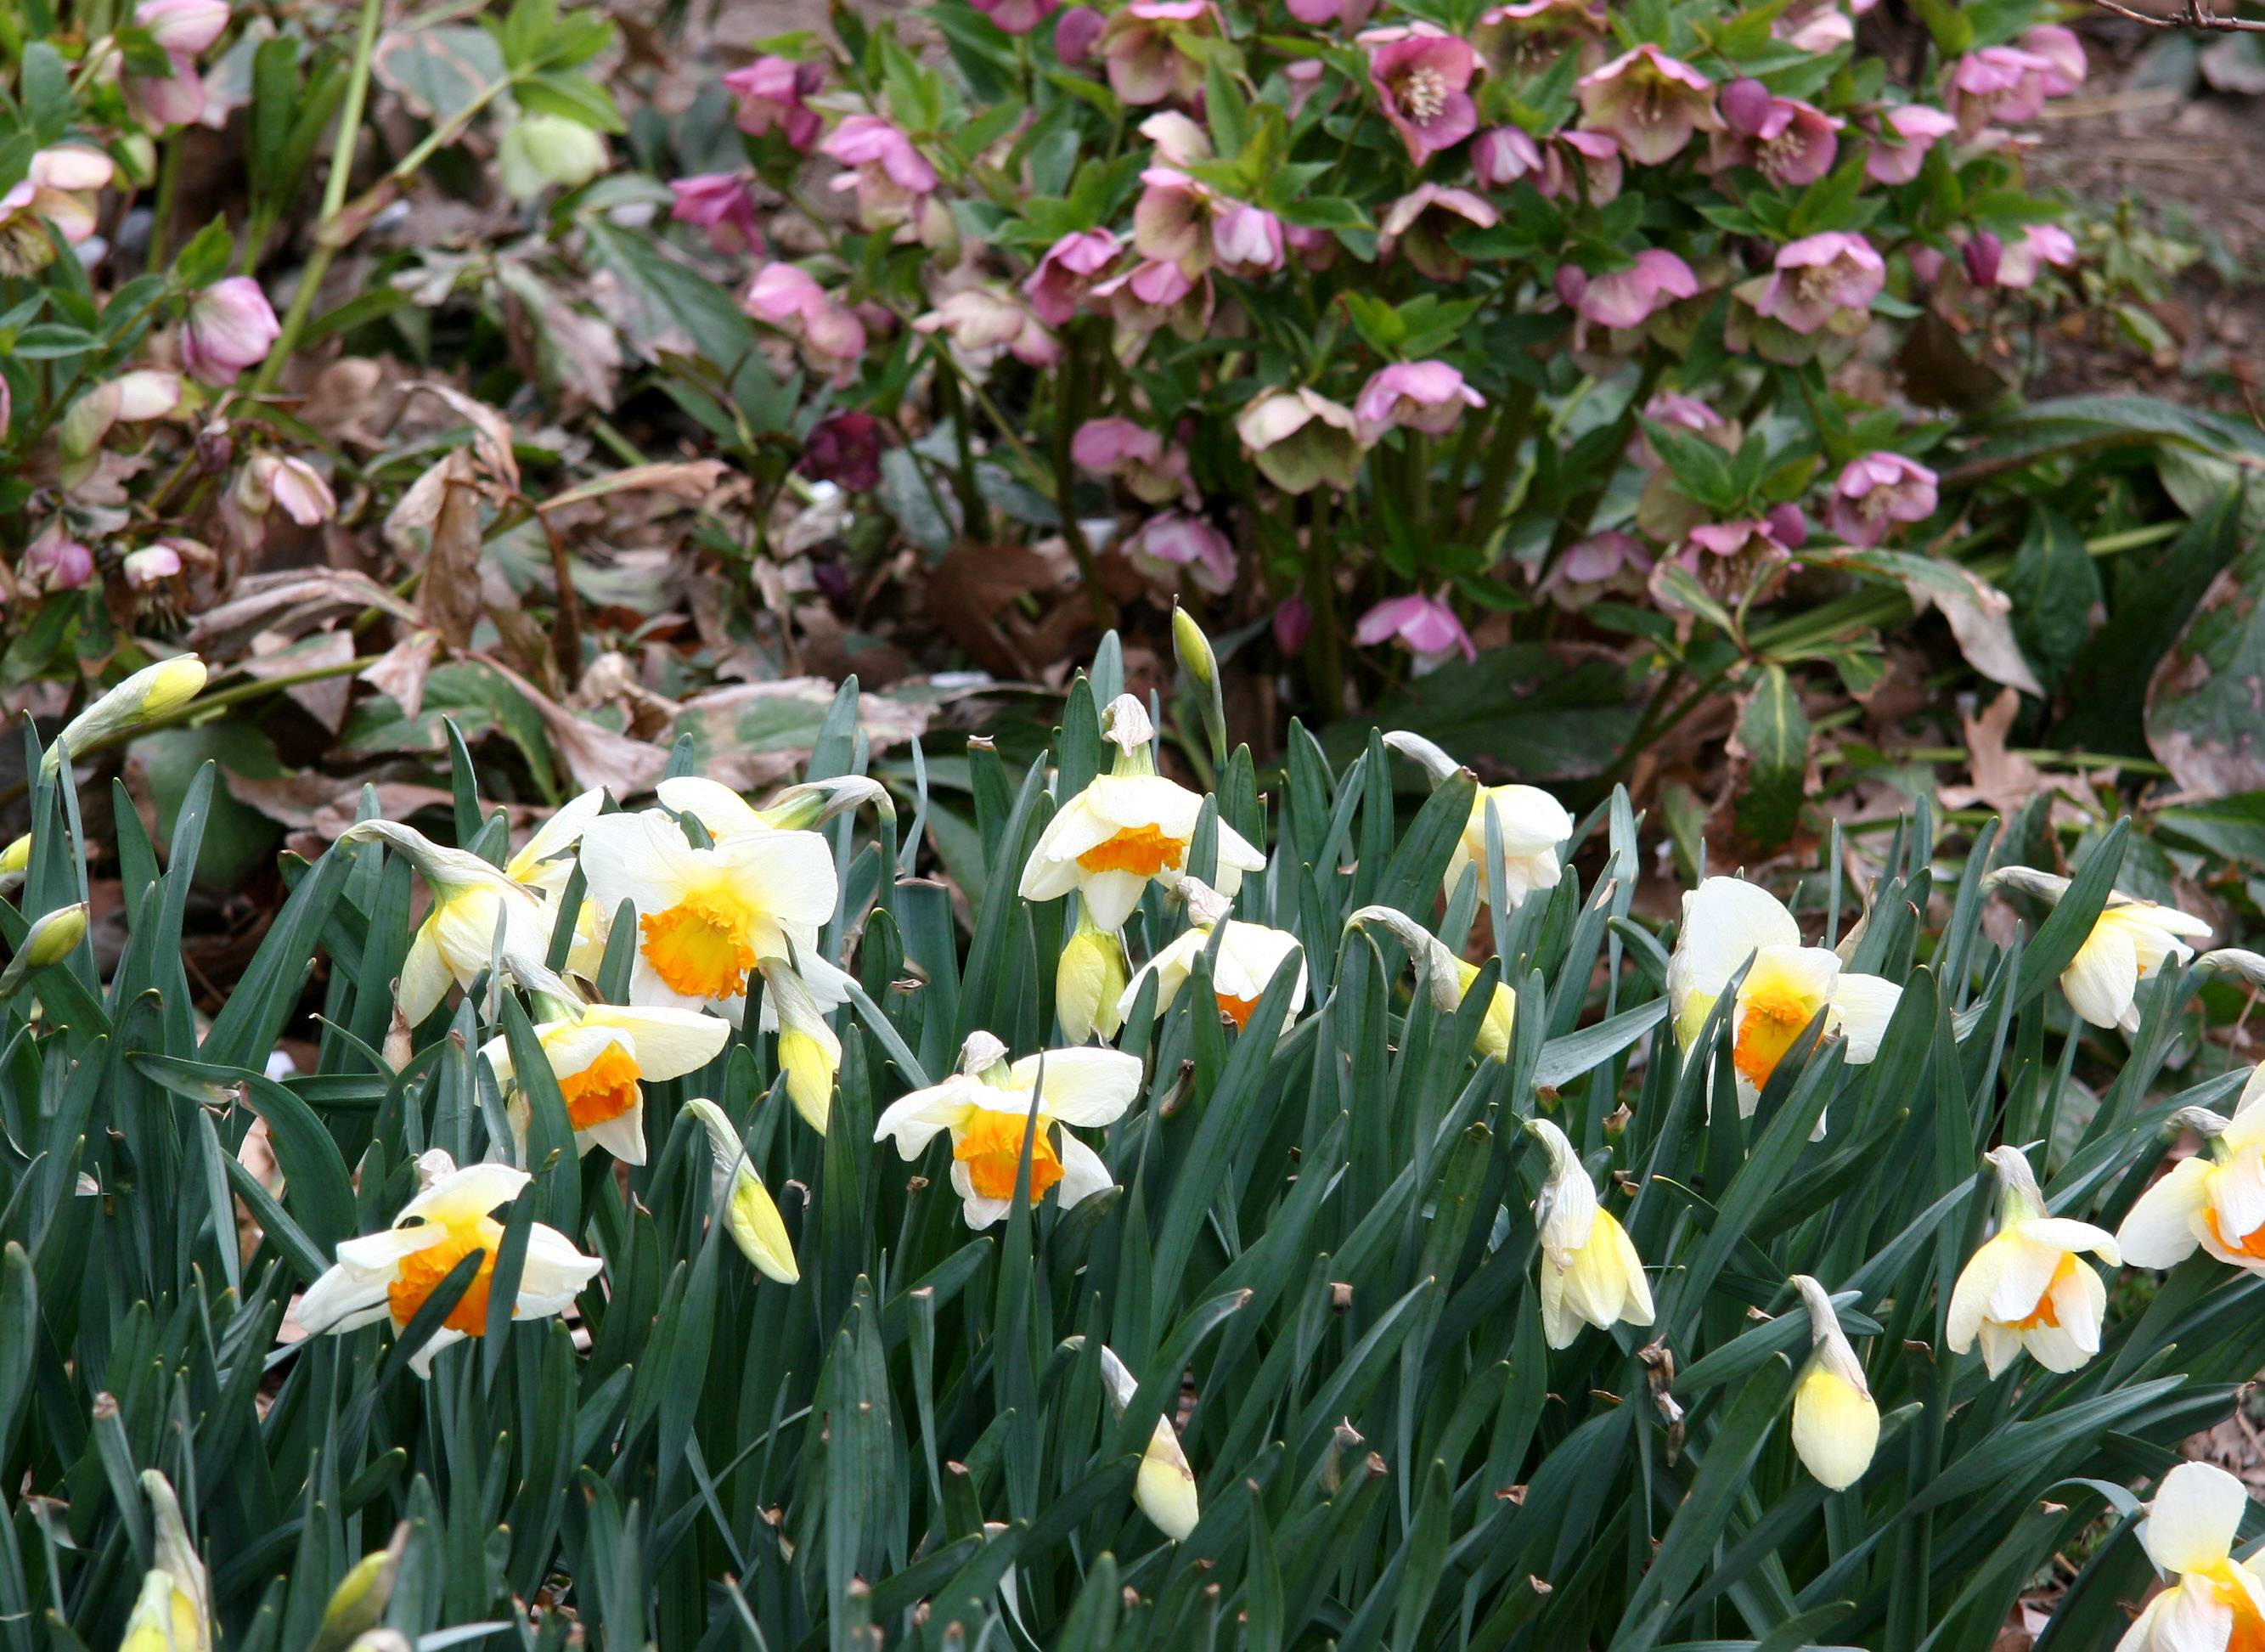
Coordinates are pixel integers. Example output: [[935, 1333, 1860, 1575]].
[[310, 1537, 401, 1652], [1786, 1276, 1878, 1491], [1102, 693, 1157, 775], [685, 1098, 800, 1283], [1170, 604, 1227, 764], [1527, 1118, 1654, 1349], [1072, 1338, 1199, 1540], [0, 832, 28, 897], [0, 902, 90, 997], [759, 957, 842, 1135], [756, 775, 892, 833], [1056, 911, 1129, 1044], [41, 654, 208, 776], [121, 1470, 211, 1652]]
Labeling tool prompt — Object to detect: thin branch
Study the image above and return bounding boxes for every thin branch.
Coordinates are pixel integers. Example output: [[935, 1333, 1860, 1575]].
[[2085, 0, 2265, 31]]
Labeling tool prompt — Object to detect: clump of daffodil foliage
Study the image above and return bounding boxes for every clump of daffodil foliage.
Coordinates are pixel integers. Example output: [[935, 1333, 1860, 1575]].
[[6, 625, 2264, 1652]]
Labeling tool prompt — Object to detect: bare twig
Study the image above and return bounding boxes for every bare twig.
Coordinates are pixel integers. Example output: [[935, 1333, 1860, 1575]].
[[2085, 0, 2265, 31]]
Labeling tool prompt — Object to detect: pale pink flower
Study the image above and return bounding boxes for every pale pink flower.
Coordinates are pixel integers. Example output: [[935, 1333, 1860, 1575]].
[[1124, 513, 1236, 591], [669, 173, 763, 253], [1212, 204, 1284, 276], [1542, 529, 1651, 607], [1654, 519, 1798, 612], [743, 262, 868, 381], [1947, 45, 2052, 134], [1578, 43, 1719, 166], [724, 58, 824, 150], [1097, 0, 1220, 106], [1645, 391, 1722, 435], [821, 116, 937, 230], [2020, 25, 2087, 97], [1864, 104, 1957, 185], [915, 287, 1058, 369], [1366, 28, 1479, 163], [180, 276, 279, 384], [1288, 0, 1344, 22], [1090, 258, 1213, 338], [1580, 248, 1699, 332], [126, 0, 229, 127], [239, 454, 336, 525], [1775, 0, 1862, 54], [1536, 129, 1623, 204], [0, 146, 116, 254], [1711, 89, 1840, 186], [1354, 591, 1473, 666], [123, 544, 186, 588], [23, 525, 94, 592], [1236, 387, 1366, 494], [1751, 232, 1883, 335], [1071, 417, 1192, 504], [1056, 6, 1106, 63], [59, 368, 182, 460], [1682, 520, 1787, 563], [1473, 126, 1544, 188], [1378, 184, 1498, 281], [1133, 166, 1222, 273], [1138, 110, 1213, 165], [1283, 224, 1338, 272], [971, 0, 1059, 34], [1828, 452, 1937, 547], [1023, 228, 1122, 325], [1355, 361, 1485, 443], [1993, 223, 2076, 290]]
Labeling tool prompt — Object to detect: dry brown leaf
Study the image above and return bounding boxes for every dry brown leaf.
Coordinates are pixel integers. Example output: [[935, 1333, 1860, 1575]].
[[422, 457, 487, 652], [245, 629, 358, 730], [1939, 687, 2051, 815], [474, 652, 671, 797], [1903, 568, 2044, 698], [405, 381, 521, 493], [539, 460, 734, 514], [361, 630, 442, 723], [927, 542, 1069, 679], [187, 568, 425, 655]]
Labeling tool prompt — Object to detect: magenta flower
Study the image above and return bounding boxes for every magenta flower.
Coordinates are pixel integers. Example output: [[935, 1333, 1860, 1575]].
[[1962, 232, 2003, 289], [1055, 6, 1105, 62], [669, 173, 763, 254], [1947, 45, 2052, 134], [1366, 29, 1480, 164], [1097, 0, 1220, 106], [1579, 248, 1699, 332], [1473, 126, 1544, 188], [1090, 258, 1214, 339], [1378, 184, 1499, 282], [1536, 130, 1623, 205], [23, 525, 94, 593], [1354, 591, 1474, 666], [821, 116, 937, 230], [1236, 388, 1366, 494], [724, 58, 824, 150], [1354, 361, 1485, 443], [1685, 520, 1781, 561], [1711, 91, 1840, 186], [180, 276, 279, 385], [1864, 103, 1957, 185], [2020, 25, 2087, 97], [1751, 233, 1884, 335], [1071, 417, 1192, 505], [1828, 452, 1938, 547], [1765, 503, 1810, 550], [1995, 223, 2077, 290], [744, 262, 869, 382], [799, 412, 885, 492], [1272, 594, 1313, 656], [1473, 0, 1607, 76], [1124, 513, 1236, 591], [1212, 204, 1285, 276], [1023, 229, 1121, 326], [971, 0, 1059, 34], [1577, 43, 1719, 166]]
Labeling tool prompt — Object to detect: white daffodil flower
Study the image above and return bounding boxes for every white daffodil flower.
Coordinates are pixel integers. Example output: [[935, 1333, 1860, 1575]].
[[1345, 905, 1514, 1061], [1666, 876, 1902, 1131], [1383, 730, 1574, 912], [2119, 1461, 2265, 1651], [1946, 1145, 2121, 1378], [684, 1098, 799, 1283], [293, 1151, 602, 1376], [1786, 1276, 1879, 1491], [1118, 880, 1307, 1033], [339, 821, 569, 1023], [2118, 1068, 2265, 1276], [656, 773, 889, 838], [1987, 866, 2211, 1034], [480, 1001, 730, 1164], [504, 787, 611, 978], [576, 809, 837, 1025], [872, 1032, 1141, 1228], [121, 1469, 210, 1652], [1066, 1337, 1200, 1540], [1019, 695, 1265, 932], [761, 955, 842, 1133], [1056, 906, 1130, 1044], [1528, 1118, 1654, 1349]]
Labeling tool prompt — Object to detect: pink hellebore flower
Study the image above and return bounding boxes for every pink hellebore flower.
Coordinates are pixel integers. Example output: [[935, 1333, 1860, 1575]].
[[1236, 388, 1366, 495], [1753, 232, 1884, 335], [1023, 229, 1121, 326], [240, 454, 337, 526], [971, 0, 1059, 35], [1366, 29, 1480, 164], [1775, 0, 1873, 54], [800, 412, 885, 492], [724, 58, 825, 150], [123, 544, 186, 588], [1354, 591, 1474, 666], [1536, 130, 1622, 205], [1828, 452, 1938, 547], [1097, 0, 1220, 107], [669, 173, 763, 253], [1864, 103, 1957, 185], [1124, 513, 1237, 592], [1644, 391, 1723, 436], [1947, 45, 2052, 134], [127, 0, 230, 128], [0, 146, 116, 257], [1766, 503, 1810, 550], [1994, 223, 2076, 290], [1071, 417, 1192, 505], [1578, 43, 1720, 167], [60, 369, 182, 461], [1579, 248, 1699, 332], [180, 276, 279, 384], [2020, 25, 2087, 98], [1212, 204, 1285, 277], [1090, 258, 1214, 339], [1542, 529, 1651, 607], [1473, 126, 1544, 188], [1134, 167, 1224, 273], [1139, 111, 1213, 166], [1056, 6, 1106, 64], [1272, 595, 1313, 656], [915, 287, 1058, 369], [1473, 0, 1608, 76], [1713, 88, 1840, 187], [23, 525, 95, 593], [1354, 361, 1485, 443], [1378, 184, 1498, 282], [821, 116, 938, 229], [744, 262, 869, 381]]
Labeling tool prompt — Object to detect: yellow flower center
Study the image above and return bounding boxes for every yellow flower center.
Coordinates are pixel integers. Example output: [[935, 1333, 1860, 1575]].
[[1400, 66, 1449, 122], [954, 1108, 1065, 1203], [561, 1043, 643, 1130], [639, 888, 758, 1000], [1733, 981, 1816, 1089], [1077, 824, 1188, 878], [2007, 1252, 2079, 1330], [387, 1217, 504, 1333]]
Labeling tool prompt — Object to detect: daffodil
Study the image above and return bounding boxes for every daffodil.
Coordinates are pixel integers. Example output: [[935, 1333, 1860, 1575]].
[[762, 954, 842, 1132], [121, 1469, 209, 1652], [41, 653, 206, 776], [340, 821, 568, 1024], [576, 808, 837, 1024], [293, 1150, 602, 1376], [1666, 876, 1902, 1130], [2117, 1068, 2265, 1276], [1528, 1117, 1654, 1349], [1057, 906, 1130, 1044], [685, 1097, 800, 1283], [0, 832, 28, 897], [481, 1001, 730, 1163], [1069, 1337, 1200, 1540], [1382, 730, 1573, 911], [872, 1032, 1141, 1227], [2119, 1461, 2265, 1651], [656, 772, 890, 838], [1946, 1146, 2121, 1378], [1019, 695, 1265, 931], [1987, 866, 2211, 1033], [1118, 893, 1306, 1035], [1344, 905, 1513, 1060], [0, 900, 89, 998], [1786, 1275, 1878, 1491], [504, 787, 611, 978]]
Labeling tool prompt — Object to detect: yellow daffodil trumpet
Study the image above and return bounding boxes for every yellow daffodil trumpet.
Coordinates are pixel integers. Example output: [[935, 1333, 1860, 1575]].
[[684, 1097, 800, 1283], [1947, 1145, 2120, 1377], [340, 820, 571, 1023], [1986, 865, 2211, 1034], [1527, 1117, 1654, 1349], [1786, 1275, 1879, 1491], [1344, 904, 1514, 1061]]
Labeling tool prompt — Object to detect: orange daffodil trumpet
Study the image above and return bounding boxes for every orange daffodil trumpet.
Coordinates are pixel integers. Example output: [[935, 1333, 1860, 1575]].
[[1786, 1276, 1879, 1491], [481, 1000, 730, 1164], [1986, 866, 2211, 1034], [2116, 1070, 2265, 1276], [1019, 694, 1265, 932], [1382, 730, 1573, 911], [1947, 1146, 2121, 1378], [1119, 878, 1306, 1034], [2120, 1461, 2265, 1652], [294, 1151, 601, 1376], [1527, 1118, 1654, 1349], [684, 1098, 800, 1283], [339, 820, 570, 1023], [873, 1032, 1141, 1228], [1667, 876, 1902, 1131], [1065, 1337, 1200, 1540], [1344, 905, 1514, 1061]]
